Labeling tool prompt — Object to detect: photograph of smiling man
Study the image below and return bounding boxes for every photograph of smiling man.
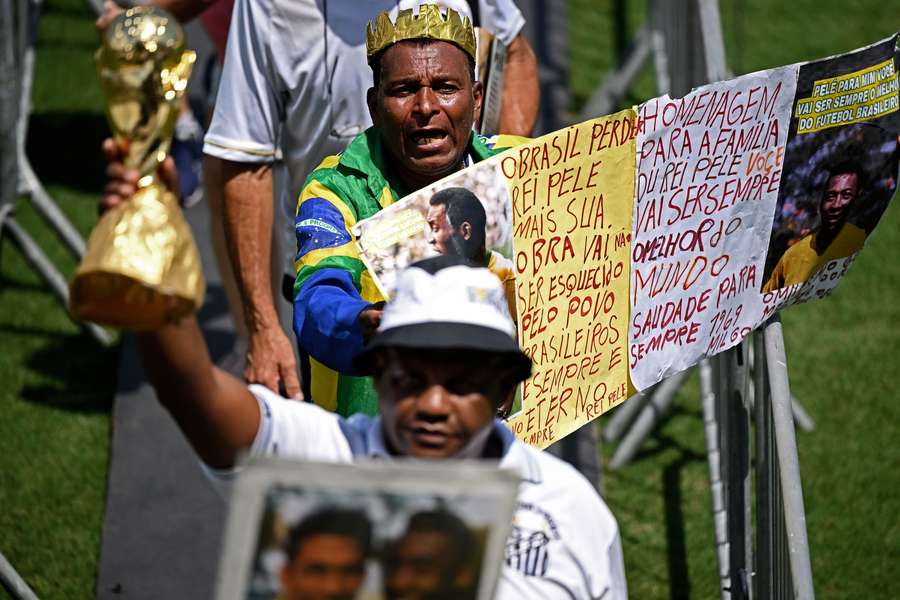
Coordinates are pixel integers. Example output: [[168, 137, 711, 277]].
[[761, 37, 900, 293]]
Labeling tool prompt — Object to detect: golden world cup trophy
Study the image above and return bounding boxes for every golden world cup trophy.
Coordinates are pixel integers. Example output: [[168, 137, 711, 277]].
[[69, 6, 205, 329]]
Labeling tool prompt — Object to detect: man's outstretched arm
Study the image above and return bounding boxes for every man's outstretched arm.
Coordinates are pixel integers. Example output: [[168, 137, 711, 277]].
[[136, 318, 260, 469], [101, 139, 260, 470]]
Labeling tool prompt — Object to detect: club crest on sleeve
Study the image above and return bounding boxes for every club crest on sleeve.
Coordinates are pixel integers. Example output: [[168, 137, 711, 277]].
[[505, 502, 560, 577]]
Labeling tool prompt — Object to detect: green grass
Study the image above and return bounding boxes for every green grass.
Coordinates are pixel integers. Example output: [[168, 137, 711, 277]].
[[0, 0, 897, 598]]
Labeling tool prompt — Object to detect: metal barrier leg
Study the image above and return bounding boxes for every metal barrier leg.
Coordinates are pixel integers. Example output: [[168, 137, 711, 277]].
[[18, 157, 87, 258], [601, 388, 651, 444], [701, 357, 731, 600], [1, 0, 109, 345], [16, 0, 86, 259], [749, 344, 816, 432], [761, 316, 816, 599], [754, 329, 791, 599], [790, 395, 816, 432], [578, 25, 652, 120], [608, 368, 691, 469], [2, 217, 112, 345], [0, 551, 40, 600], [711, 341, 753, 600]]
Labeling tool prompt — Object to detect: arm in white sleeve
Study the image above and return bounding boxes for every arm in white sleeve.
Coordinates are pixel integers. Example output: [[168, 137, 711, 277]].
[[203, 0, 281, 163], [477, 0, 525, 45]]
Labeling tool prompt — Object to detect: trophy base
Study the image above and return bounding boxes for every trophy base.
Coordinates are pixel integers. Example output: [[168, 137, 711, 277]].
[[69, 182, 205, 331], [70, 271, 197, 330]]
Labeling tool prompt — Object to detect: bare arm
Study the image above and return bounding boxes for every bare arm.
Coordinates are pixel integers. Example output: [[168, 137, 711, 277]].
[[221, 160, 302, 398], [499, 33, 540, 137], [102, 139, 264, 469], [136, 318, 260, 469]]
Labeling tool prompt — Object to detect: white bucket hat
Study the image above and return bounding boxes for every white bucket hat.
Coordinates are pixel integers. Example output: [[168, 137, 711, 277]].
[[353, 256, 531, 382]]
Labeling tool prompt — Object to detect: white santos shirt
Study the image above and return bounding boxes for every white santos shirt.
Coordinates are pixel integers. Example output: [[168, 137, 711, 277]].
[[244, 384, 629, 600]]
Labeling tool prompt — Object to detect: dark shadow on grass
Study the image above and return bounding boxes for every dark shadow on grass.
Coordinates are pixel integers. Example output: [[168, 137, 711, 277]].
[[660, 439, 706, 600], [0, 322, 80, 338], [13, 281, 233, 404], [20, 331, 119, 413], [13, 280, 234, 401], [25, 111, 109, 193], [0, 271, 50, 293], [627, 405, 704, 463]]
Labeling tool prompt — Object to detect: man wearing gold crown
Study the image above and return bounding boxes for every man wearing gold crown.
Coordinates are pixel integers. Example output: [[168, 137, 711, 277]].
[[201, 0, 538, 405], [292, 5, 530, 416]]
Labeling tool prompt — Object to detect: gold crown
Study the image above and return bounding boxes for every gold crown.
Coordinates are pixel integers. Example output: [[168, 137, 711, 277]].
[[365, 5, 476, 62]]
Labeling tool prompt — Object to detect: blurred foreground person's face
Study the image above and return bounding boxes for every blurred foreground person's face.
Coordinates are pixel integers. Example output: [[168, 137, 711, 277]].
[[820, 172, 859, 232], [280, 534, 366, 600], [385, 530, 472, 600], [373, 348, 508, 459]]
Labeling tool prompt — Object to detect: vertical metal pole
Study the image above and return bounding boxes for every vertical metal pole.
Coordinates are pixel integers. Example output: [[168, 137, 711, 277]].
[[696, 5, 758, 596], [478, 37, 507, 136], [648, 25, 670, 96], [762, 316, 816, 600], [655, 0, 699, 97], [16, 0, 87, 259], [753, 334, 768, 598], [716, 341, 753, 600], [2, 0, 21, 214], [755, 330, 793, 599], [701, 358, 731, 600], [754, 333, 774, 598], [696, 0, 728, 81], [1, 10, 45, 597], [0, 0, 110, 345]]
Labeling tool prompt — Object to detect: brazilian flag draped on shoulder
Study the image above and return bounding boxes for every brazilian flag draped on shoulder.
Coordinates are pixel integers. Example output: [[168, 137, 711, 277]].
[[293, 126, 527, 417]]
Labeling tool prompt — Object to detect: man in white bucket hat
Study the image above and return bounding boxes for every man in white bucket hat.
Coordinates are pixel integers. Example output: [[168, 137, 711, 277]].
[[135, 255, 627, 599]]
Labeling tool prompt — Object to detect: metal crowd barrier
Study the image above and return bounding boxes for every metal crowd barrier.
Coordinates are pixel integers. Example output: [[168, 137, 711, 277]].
[[2, 0, 819, 598], [1, 0, 108, 595], [585, 1, 817, 597], [0, 0, 111, 346]]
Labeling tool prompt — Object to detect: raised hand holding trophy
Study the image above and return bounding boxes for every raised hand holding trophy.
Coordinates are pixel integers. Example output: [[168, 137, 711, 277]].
[[69, 6, 204, 329]]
